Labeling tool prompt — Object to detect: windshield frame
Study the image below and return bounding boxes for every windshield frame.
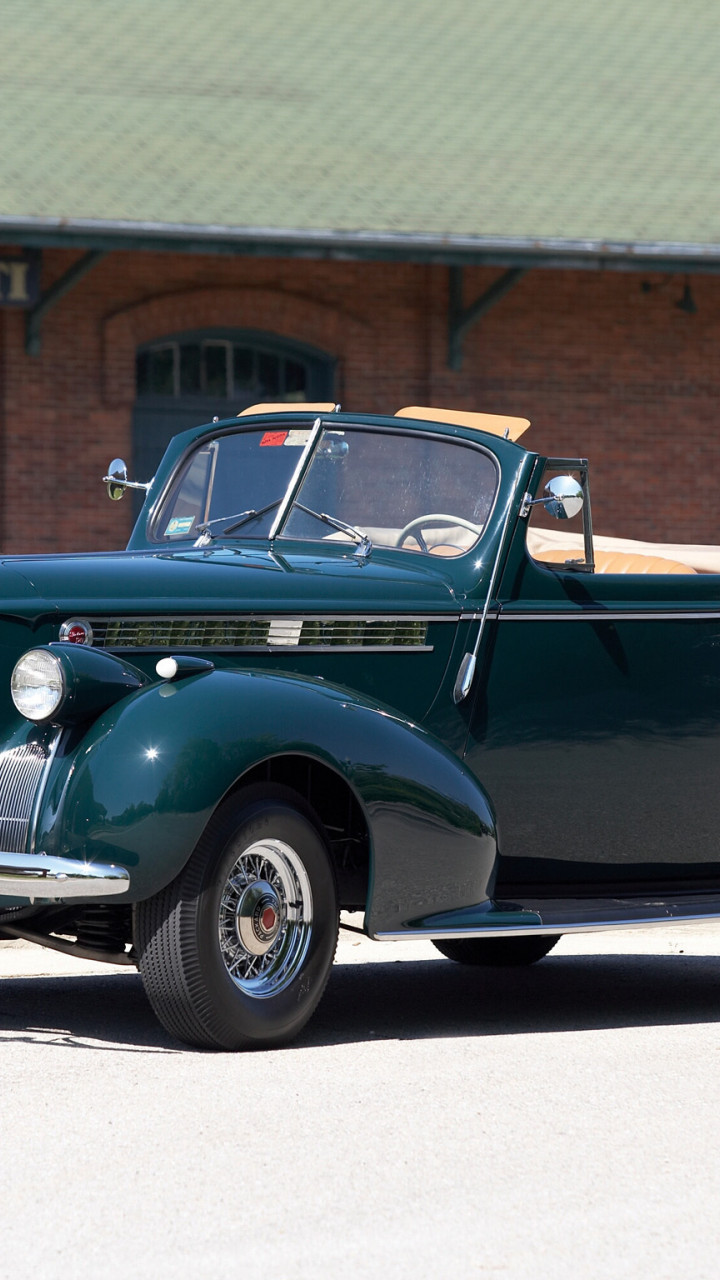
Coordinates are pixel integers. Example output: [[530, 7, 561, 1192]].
[[147, 417, 501, 558]]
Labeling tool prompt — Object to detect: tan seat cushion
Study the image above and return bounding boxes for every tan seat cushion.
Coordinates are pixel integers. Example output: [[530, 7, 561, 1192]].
[[325, 524, 479, 554], [527, 526, 718, 572], [539, 547, 697, 574]]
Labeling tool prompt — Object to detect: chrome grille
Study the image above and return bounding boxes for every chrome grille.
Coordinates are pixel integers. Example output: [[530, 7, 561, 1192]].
[[0, 741, 49, 854], [89, 616, 431, 652]]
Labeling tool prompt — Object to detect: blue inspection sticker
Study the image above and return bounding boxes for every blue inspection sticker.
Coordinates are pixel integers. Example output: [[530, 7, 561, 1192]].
[[165, 516, 195, 537]]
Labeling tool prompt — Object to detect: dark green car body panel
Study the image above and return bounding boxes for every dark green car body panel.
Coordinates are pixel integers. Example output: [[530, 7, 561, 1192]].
[[2, 407, 719, 938], [475, 552, 720, 894], [32, 668, 497, 934]]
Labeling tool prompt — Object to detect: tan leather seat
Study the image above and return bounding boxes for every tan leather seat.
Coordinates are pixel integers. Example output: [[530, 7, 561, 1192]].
[[539, 548, 697, 574]]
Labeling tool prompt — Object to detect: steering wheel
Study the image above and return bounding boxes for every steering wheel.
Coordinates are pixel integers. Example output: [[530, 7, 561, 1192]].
[[395, 513, 483, 554]]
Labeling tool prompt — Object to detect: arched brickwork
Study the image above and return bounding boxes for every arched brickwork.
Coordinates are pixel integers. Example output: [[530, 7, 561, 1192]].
[[102, 286, 369, 406]]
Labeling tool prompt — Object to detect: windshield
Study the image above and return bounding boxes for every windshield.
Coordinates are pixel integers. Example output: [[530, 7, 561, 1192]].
[[155, 423, 498, 557]]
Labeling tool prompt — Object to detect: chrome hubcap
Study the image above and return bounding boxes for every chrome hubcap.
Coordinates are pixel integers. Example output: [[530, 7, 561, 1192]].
[[218, 838, 313, 998], [235, 880, 282, 955]]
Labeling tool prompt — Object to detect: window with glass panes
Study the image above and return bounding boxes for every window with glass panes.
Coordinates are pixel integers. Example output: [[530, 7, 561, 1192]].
[[132, 330, 335, 513], [136, 337, 315, 402]]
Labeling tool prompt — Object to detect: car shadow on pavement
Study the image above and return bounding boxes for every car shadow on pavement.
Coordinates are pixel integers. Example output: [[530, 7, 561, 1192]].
[[1, 951, 720, 1052], [0, 972, 176, 1052], [299, 951, 720, 1048]]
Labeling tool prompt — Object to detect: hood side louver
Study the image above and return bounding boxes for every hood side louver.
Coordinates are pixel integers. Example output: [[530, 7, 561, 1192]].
[[87, 616, 431, 652]]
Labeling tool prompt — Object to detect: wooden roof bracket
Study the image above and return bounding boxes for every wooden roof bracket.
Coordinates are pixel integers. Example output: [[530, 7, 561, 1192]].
[[448, 265, 527, 370], [25, 249, 107, 356]]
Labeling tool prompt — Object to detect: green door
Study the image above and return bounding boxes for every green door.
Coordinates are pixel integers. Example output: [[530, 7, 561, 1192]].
[[465, 537, 720, 894]]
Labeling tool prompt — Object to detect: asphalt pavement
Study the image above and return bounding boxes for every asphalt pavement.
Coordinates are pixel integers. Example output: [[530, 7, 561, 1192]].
[[1, 919, 719, 1279]]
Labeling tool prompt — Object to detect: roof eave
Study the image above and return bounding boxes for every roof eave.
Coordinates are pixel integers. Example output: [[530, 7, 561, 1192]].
[[2, 215, 720, 273]]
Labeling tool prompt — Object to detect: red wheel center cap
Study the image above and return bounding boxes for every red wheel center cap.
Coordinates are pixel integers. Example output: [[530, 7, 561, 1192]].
[[261, 905, 277, 932]]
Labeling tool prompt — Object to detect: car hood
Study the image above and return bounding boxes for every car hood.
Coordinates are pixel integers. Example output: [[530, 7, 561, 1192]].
[[0, 545, 460, 618]]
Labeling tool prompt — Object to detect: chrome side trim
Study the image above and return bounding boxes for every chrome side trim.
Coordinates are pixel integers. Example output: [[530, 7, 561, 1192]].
[[0, 852, 130, 901], [498, 611, 720, 622], [228, 645, 435, 654], [90, 611, 458, 623], [114, 646, 434, 655], [374, 909, 720, 941]]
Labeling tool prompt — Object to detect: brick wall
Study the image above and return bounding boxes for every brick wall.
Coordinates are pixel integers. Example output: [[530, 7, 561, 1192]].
[[1, 248, 718, 552]]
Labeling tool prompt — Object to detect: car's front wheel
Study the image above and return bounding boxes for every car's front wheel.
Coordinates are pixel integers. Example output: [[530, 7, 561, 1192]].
[[432, 934, 561, 966], [135, 784, 339, 1050]]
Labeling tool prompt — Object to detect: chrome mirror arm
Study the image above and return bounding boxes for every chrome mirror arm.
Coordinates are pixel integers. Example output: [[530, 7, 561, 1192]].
[[520, 476, 584, 521], [103, 459, 153, 501]]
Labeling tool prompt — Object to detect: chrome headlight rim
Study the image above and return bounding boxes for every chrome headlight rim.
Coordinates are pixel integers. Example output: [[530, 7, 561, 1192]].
[[11, 649, 67, 723]]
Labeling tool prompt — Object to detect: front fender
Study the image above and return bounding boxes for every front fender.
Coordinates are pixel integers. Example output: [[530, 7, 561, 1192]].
[[36, 669, 498, 928]]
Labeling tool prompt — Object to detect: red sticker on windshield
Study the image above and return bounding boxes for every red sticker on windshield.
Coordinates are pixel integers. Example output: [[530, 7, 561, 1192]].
[[260, 431, 288, 447]]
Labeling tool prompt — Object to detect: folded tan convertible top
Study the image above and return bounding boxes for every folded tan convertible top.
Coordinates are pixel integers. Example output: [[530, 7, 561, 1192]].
[[396, 406, 531, 441], [527, 526, 720, 574]]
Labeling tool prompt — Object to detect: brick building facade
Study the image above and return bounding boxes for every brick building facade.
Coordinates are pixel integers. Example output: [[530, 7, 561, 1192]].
[[1, 247, 717, 555]]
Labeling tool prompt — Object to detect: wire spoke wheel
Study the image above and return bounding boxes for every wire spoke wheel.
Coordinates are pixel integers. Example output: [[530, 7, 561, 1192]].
[[135, 785, 338, 1050], [218, 838, 313, 997]]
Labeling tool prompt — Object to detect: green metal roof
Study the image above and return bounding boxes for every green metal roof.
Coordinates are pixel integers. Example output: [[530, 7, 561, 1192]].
[[2, 0, 720, 263]]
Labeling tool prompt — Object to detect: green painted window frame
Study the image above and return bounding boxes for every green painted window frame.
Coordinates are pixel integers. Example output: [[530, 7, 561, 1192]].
[[135, 327, 336, 405]]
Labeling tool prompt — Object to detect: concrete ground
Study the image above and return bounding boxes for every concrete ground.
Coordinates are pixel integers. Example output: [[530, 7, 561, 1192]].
[[1, 919, 719, 1279]]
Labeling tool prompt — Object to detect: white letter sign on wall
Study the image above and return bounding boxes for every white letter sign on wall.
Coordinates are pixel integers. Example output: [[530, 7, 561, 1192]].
[[0, 254, 40, 307]]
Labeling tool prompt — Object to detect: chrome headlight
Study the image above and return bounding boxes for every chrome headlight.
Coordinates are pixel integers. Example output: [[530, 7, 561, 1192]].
[[11, 649, 66, 722], [12, 644, 146, 726]]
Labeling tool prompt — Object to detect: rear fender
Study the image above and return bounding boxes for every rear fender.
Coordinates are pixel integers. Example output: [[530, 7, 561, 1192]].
[[36, 669, 498, 927]]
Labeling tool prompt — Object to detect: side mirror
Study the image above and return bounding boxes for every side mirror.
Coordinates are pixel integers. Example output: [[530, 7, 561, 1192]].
[[105, 459, 129, 501], [543, 475, 584, 521], [103, 459, 153, 501]]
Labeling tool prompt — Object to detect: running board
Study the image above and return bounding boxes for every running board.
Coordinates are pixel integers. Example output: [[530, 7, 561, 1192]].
[[372, 894, 720, 941]]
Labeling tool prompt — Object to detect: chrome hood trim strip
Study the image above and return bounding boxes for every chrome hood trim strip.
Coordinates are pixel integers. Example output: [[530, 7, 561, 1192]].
[[498, 610, 720, 622]]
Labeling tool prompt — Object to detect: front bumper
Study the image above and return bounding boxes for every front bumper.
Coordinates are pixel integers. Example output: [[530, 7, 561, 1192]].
[[0, 852, 130, 901]]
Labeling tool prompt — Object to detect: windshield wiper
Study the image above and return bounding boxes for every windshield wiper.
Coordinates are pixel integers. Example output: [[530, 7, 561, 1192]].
[[192, 417, 327, 549], [194, 500, 281, 546], [294, 504, 372, 560]]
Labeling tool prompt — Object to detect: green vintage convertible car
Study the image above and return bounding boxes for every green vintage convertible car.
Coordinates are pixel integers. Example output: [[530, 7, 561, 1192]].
[[1, 401, 718, 1049]]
